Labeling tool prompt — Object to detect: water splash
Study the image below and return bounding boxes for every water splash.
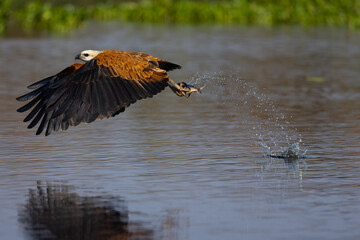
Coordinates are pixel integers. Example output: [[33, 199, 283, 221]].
[[190, 72, 306, 157], [268, 140, 308, 159]]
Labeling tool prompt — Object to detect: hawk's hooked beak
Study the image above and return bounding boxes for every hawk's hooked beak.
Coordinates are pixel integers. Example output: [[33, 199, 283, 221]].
[[75, 54, 81, 60]]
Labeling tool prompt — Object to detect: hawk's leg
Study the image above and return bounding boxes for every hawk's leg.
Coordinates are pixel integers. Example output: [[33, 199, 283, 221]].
[[168, 79, 202, 98]]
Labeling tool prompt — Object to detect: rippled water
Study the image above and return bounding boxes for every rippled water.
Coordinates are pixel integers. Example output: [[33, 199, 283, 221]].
[[1, 23, 360, 240]]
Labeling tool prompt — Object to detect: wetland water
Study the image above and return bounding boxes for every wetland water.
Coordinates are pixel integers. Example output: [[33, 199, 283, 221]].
[[1, 23, 360, 239]]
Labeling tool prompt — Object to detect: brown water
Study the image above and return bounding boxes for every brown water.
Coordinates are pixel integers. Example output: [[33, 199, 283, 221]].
[[1, 23, 359, 240]]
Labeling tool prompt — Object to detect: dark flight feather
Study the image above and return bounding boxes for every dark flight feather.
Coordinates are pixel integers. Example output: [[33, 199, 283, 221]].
[[27, 76, 54, 89]]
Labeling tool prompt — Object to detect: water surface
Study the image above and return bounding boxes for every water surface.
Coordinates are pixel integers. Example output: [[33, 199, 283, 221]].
[[0, 23, 359, 240]]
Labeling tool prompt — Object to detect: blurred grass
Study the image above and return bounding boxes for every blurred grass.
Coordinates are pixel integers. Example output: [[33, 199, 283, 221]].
[[1, 0, 360, 35]]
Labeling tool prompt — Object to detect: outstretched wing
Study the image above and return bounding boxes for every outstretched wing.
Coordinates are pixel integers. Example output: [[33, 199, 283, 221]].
[[17, 51, 178, 135], [136, 52, 182, 71]]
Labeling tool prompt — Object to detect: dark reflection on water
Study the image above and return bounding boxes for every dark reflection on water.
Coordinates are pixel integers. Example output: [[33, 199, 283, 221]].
[[19, 181, 170, 240]]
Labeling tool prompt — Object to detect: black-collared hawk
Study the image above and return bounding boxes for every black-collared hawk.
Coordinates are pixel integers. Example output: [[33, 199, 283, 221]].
[[16, 50, 201, 136]]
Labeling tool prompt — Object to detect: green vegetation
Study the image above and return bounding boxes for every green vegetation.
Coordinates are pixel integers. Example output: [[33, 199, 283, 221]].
[[1, 0, 360, 35]]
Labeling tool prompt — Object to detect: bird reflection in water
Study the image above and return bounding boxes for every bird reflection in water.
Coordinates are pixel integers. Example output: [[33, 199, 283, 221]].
[[19, 181, 159, 240]]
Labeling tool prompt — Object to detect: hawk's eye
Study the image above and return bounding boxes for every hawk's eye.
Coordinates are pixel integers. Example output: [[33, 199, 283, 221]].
[[84, 53, 89, 57]]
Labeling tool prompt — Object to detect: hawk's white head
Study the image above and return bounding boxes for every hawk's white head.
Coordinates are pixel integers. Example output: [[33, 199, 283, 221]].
[[75, 50, 101, 62]]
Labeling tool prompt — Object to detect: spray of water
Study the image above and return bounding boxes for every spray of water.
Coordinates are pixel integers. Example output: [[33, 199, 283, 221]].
[[189, 72, 307, 158]]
